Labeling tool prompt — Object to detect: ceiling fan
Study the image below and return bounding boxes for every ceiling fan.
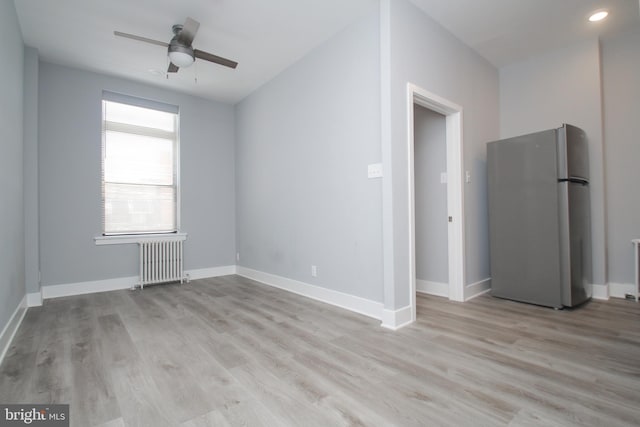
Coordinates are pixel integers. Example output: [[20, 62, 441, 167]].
[[114, 17, 238, 73]]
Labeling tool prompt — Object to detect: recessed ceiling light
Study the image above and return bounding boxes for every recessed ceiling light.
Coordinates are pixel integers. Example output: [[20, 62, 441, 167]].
[[588, 9, 609, 22]]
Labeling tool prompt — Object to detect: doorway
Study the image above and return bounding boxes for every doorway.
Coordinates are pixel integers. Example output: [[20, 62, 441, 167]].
[[407, 83, 465, 322], [413, 105, 448, 297]]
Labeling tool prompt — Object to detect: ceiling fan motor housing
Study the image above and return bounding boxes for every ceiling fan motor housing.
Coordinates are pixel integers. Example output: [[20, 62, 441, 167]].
[[168, 28, 195, 67]]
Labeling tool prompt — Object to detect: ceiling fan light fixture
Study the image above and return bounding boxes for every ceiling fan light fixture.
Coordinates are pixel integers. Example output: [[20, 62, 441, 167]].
[[588, 9, 609, 22], [168, 43, 195, 67]]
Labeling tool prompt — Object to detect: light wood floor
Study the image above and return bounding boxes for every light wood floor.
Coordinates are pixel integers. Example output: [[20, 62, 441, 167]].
[[1, 275, 639, 426]]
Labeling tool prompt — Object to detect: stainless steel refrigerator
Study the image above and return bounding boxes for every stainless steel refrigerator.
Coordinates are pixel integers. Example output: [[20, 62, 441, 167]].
[[487, 124, 592, 308]]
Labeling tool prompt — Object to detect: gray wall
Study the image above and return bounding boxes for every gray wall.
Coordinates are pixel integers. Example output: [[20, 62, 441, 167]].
[[0, 0, 25, 329], [601, 28, 640, 285], [235, 5, 383, 302], [414, 105, 447, 283], [38, 63, 236, 287], [24, 47, 39, 295], [499, 40, 607, 287], [385, 0, 499, 308]]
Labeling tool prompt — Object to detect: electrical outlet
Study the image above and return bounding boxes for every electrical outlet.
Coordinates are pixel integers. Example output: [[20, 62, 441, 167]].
[[368, 163, 383, 178], [311, 265, 317, 277]]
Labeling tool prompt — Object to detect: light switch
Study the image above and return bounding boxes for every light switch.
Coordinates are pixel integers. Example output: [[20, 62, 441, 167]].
[[465, 171, 471, 183], [368, 163, 383, 178], [440, 172, 447, 184]]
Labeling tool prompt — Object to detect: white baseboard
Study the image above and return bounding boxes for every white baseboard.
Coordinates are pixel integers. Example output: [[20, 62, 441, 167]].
[[26, 291, 43, 307], [591, 283, 609, 300], [591, 283, 636, 301], [0, 295, 28, 367], [236, 266, 384, 321], [416, 278, 491, 301], [381, 305, 413, 330], [608, 282, 636, 299], [187, 265, 236, 280], [236, 267, 418, 329], [465, 277, 492, 301], [416, 279, 448, 297], [41, 265, 237, 300], [471, 281, 635, 302], [42, 276, 138, 300]]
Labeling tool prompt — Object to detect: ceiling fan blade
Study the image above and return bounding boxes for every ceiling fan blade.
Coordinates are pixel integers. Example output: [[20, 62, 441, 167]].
[[194, 49, 238, 69], [114, 31, 168, 47], [167, 62, 179, 73], [178, 17, 200, 46]]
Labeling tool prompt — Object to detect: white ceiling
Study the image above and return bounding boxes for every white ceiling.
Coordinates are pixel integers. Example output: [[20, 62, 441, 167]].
[[409, 0, 640, 68], [14, 0, 377, 104], [14, 0, 640, 104]]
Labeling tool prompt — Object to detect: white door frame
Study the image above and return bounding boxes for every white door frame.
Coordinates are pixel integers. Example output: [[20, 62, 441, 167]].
[[407, 83, 465, 322]]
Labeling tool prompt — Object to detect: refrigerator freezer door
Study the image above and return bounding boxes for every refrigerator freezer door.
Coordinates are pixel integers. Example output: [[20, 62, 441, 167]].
[[488, 130, 563, 308], [560, 181, 592, 306]]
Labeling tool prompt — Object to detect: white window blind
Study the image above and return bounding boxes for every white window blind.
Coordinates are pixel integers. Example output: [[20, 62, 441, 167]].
[[102, 93, 179, 235]]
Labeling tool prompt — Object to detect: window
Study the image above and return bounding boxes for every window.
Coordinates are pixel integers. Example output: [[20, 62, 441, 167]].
[[102, 93, 179, 235]]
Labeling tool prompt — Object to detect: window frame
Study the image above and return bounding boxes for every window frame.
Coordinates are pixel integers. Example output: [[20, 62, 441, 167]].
[[100, 92, 181, 237]]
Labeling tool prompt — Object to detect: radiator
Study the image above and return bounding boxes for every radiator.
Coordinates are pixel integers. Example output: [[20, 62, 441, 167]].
[[138, 240, 184, 289]]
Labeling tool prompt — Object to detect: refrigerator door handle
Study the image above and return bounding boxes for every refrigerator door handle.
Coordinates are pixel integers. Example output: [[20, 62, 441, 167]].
[[558, 178, 589, 186]]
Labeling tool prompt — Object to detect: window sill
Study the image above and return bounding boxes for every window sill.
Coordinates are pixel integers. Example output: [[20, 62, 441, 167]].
[[94, 232, 187, 246]]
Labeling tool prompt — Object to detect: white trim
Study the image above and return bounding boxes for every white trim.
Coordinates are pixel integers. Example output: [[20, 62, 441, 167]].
[[464, 278, 492, 301], [592, 283, 609, 300], [0, 295, 28, 367], [381, 306, 413, 330], [40, 265, 236, 300], [26, 291, 43, 307], [608, 282, 636, 299], [416, 279, 449, 297], [187, 265, 237, 280], [95, 232, 187, 245], [236, 266, 384, 321], [407, 83, 466, 324]]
